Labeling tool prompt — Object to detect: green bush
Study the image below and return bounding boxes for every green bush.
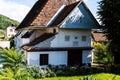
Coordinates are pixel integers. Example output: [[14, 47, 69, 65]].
[[27, 66, 45, 79], [46, 67, 56, 77]]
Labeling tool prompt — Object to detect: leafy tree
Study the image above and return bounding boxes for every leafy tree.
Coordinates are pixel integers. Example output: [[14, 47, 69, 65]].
[[98, 0, 120, 63], [94, 42, 113, 64], [0, 48, 25, 69]]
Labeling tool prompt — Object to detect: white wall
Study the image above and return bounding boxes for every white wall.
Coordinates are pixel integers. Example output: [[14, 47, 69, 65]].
[[52, 29, 91, 47], [32, 29, 92, 48], [0, 41, 10, 48], [27, 51, 68, 67], [82, 50, 91, 64]]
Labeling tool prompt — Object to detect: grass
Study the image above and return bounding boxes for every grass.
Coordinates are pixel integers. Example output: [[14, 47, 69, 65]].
[[35, 73, 120, 80]]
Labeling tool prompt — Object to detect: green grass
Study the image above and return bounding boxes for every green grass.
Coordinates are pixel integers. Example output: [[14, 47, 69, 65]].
[[35, 73, 120, 80]]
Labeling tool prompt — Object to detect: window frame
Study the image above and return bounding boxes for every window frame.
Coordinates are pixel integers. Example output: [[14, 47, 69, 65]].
[[40, 54, 49, 65]]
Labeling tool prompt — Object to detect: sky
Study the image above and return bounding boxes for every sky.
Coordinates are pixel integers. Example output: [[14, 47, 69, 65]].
[[0, 0, 101, 22]]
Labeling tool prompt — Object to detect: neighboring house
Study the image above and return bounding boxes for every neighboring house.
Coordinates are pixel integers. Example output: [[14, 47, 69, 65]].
[[6, 24, 16, 39], [15, 0, 99, 67], [92, 32, 107, 42]]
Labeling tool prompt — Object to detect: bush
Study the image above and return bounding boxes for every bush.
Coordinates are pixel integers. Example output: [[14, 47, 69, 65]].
[[45, 67, 56, 77], [27, 66, 45, 79]]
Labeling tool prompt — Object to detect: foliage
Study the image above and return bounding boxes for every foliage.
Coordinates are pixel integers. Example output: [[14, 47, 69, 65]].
[[9, 36, 15, 48], [0, 47, 25, 69], [0, 14, 19, 30], [27, 66, 46, 79], [45, 67, 56, 77], [97, 0, 120, 63], [0, 67, 30, 80], [26, 66, 56, 79], [94, 42, 113, 64], [49, 66, 104, 76], [36, 73, 120, 80]]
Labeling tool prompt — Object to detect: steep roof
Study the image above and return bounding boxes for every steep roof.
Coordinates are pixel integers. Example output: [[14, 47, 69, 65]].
[[16, 0, 48, 30], [48, 1, 80, 26], [16, 0, 77, 30]]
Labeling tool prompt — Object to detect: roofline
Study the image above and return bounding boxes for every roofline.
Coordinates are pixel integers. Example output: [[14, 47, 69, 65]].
[[26, 47, 93, 52], [16, 0, 48, 30], [81, 2, 100, 28]]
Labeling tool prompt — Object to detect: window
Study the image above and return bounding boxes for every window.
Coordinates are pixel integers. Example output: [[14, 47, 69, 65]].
[[10, 29, 13, 32], [65, 35, 70, 41], [53, 29, 56, 33], [40, 54, 48, 65], [73, 41, 79, 46], [74, 36, 78, 39], [82, 36, 87, 41]]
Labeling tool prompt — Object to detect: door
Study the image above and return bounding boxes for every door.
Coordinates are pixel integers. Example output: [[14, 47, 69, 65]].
[[68, 50, 82, 66]]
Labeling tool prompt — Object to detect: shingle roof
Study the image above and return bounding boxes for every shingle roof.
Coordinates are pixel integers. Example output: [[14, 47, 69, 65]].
[[92, 32, 107, 42], [16, 0, 78, 30], [16, 0, 48, 30], [48, 1, 80, 26], [22, 33, 56, 50]]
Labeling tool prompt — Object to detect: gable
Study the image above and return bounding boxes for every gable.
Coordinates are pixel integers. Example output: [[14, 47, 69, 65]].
[[59, 2, 99, 29]]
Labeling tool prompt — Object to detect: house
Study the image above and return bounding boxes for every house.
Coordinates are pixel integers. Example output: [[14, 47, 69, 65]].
[[6, 24, 16, 39], [92, 32, 107, 42], [15, 0, 99, 67]]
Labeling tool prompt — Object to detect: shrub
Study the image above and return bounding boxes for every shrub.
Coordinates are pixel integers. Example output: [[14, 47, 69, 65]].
[[27, 66, 45, 79], [46, 67, 56, 77]]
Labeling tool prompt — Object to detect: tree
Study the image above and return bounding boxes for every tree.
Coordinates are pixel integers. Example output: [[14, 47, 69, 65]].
[[98, 0, 120, 64], [0, 68, 30, 80], [0, 48, 25, 69]]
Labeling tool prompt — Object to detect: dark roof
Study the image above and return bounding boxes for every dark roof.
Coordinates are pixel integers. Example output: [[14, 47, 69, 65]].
[[26, 47, 93, 52], [92, 32, 107, 42], [21, 31, 34, 38], [48, 1, 80, 26], [16, 0, 48, 30], [22, 33, 56, 50]]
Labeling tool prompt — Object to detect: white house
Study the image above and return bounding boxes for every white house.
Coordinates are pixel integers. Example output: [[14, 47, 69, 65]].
[[6, 24, 16, 39], [15, 0, 99, 67]]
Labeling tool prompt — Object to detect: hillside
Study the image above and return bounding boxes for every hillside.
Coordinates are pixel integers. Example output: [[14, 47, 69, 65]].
[[0, 14, 19, 30]]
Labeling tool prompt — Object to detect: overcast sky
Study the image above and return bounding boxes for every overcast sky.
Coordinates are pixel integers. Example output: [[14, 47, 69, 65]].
[[0, 0, 100, 22]]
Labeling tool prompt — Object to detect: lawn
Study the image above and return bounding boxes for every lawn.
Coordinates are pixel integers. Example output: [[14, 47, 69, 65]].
[[36, 73, 120, 80]]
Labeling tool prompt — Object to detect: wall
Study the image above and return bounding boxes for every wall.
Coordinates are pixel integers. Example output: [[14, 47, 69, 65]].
[[0, 41, 10, 48], [27, 51, 68, 67], [51, 29, 92, 47]]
